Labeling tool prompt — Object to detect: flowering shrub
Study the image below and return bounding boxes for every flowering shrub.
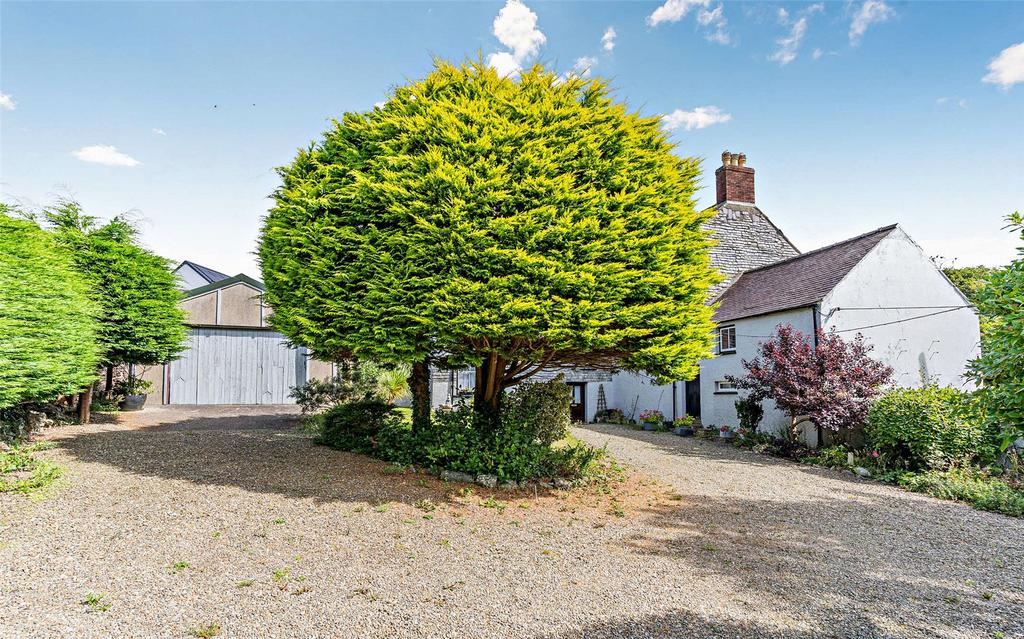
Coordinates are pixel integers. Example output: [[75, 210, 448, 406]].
[[639, 409, 664, 424], [673, 415, 695, 427], [719, 425, 732, 434]]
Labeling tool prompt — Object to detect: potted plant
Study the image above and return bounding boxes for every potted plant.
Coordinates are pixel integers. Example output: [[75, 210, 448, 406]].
[[719, 424, 734, 439], [115, 375, 153, 411], [639, 409, 664, 431], [672, 415, 695, 436]]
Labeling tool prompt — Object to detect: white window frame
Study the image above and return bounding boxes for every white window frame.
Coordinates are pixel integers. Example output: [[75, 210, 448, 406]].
[[714, 380, 738, 394], [718, 325, 737, 354]]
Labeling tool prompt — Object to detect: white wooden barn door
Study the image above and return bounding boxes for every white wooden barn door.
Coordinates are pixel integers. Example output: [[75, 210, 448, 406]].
[[168, 328, 306, 405]]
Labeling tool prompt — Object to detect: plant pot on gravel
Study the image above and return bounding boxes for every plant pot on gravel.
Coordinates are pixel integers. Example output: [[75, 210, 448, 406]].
[[119, 393, 147, 411], [639, 410, 664, 432], [673, 426, 694, 437]]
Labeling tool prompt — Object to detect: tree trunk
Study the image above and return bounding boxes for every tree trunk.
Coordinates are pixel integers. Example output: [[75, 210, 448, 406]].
[[104, 364, 114, 400], [78, 382, 94, 425], [409, 358, 431, 433], [473, 354, 505, 429]]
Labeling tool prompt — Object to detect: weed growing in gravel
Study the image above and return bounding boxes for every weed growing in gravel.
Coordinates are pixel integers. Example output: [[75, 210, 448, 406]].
[[609, 501, 625, 518], [81, 593, 110, 612], [236, 579, 254, 588], [272, 518, 285, 525], [374, 503, 390, 513], [438, 538, 450, 548], [480, 497, 507, 512], [0, 443, 64, 496], [271, 567, 290, 583], [169, 561, 190, 574], [415, 498, 436, 512], [353, 587, 378, 601], [702, 542, 717, 552], [189, 623, 222, 638], [381, 463, 406, 474], [458, 487, 474, 498]]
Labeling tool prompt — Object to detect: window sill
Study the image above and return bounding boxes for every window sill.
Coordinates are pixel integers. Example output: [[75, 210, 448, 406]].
[[713, 390, 739, 395], [718, 350, 736, 355]]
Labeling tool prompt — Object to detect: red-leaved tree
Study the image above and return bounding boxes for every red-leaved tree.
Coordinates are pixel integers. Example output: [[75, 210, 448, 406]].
[[728, 324, 893, 441]]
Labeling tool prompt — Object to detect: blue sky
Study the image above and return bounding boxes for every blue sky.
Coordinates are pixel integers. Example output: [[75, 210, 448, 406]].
[[2, 1, 1022, 275]]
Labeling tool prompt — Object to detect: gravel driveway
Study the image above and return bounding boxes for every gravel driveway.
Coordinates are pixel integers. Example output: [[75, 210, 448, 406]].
[[1, 407, 1021, 639]]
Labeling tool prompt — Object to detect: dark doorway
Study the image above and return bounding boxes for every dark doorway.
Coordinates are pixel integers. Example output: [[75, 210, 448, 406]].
[[684, 376, 701, 419], [567, 382, 586, 422]]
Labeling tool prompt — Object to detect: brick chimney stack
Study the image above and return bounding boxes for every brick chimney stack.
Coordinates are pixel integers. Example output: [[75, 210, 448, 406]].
[[715, 150, 755, 205]]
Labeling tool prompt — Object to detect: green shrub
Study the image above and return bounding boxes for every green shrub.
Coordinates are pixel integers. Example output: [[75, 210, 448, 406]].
[[897, 467, 1024, 518], [318, 399, 396, 452], [866, 386, 997, 470], [801, 445, 850, 469], [735, 396, 764, 433], [0, 209, 102, 412], [502, 377, 572, 446]]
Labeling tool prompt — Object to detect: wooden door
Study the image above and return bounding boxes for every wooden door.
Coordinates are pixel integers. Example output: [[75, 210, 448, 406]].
[[567, 382, 586, 422]]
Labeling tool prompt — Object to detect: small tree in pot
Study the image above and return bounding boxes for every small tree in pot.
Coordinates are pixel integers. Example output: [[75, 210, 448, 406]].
[[728, 324, 893, 443]]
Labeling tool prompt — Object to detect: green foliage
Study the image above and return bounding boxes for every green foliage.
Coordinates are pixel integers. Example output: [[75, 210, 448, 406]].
[[290, 361, 379, 414], [897, 467, 1024, 518], [0, 442, 64, 495], [112, 376, 153, 397], [970, 212, 1024, 448], [45, 200, 188, 366], [501, 376, 572, 446], [801, 445, 850, 469], [734, 396, 764, 433], [318, 399, 396, 452], [259, 58, 719, 415], [866, 386, 996, 470], [943, 265, 999, 307], [317, 401, 602, 482], [0, 208, 102, 410]]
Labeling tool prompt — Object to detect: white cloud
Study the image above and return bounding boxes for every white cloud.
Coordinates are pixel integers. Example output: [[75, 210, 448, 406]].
[[572, 56, 598, 77], [770, 17, 807, 66], [71, 145, 140, 167], [697, 4, 730, 45], [647, 0, 709, 27], [152, 128, 167, 136], [373, 100, 387, 109], [0, 93, 16, 111], [982, 42, 1024, 90], [777, 8, 789, 24], [662, 105, 731, 131], [602, 26, 616, 52], [812, 48, 824, 60], [487, 0, 546, 77], [937, 96, 969, 109], [487, 51, 523, 78], [849, 0, 895, 45]]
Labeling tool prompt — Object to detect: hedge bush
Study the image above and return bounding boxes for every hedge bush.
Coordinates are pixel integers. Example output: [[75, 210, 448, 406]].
[[866, 386, 997, 470], [501, 377, 572, 447], [0, 210, 101, 412], [897, 467, 1024, 518], [317, 401, 602, 482]]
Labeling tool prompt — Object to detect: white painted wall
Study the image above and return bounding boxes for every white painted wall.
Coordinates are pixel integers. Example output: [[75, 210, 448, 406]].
[[699, 307, 816, 439], [821, 227, 980, 390], [608, 371, 683, 423]]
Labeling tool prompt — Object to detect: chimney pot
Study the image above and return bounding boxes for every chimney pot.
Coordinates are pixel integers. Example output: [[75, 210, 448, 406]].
[[715, 149, 755, 205]]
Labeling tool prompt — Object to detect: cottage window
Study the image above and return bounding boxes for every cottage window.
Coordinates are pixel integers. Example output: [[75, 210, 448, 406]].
[[718, 325, 736, 354], [715, 380, 738, 394]]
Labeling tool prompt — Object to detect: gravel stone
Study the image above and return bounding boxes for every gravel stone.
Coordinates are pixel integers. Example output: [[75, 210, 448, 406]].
[[439, 469, 475, 484], [1, 408, 1021, 639]]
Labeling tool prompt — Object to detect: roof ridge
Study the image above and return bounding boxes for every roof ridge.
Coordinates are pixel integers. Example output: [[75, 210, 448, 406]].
[[739, 224, 898, 275]]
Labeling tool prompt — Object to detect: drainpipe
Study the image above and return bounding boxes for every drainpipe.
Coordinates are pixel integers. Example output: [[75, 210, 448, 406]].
[[812, 304, 823, 448], [672, 381, 678, 421]]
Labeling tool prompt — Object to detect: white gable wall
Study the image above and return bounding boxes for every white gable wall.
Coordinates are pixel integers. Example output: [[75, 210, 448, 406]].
[[700, 307, 816, 438], [608, 371, 681, 423], [820, 227, 979, 389]]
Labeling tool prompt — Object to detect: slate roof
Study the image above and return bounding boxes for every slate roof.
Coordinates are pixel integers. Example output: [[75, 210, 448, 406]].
[[713, 224, 898, 323], [179, 260, 230, 284], [704, 202, 801, 298]]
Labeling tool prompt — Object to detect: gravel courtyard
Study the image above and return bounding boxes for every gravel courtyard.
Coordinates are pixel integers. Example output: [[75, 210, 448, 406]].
[[2, 407, 1021, 639]]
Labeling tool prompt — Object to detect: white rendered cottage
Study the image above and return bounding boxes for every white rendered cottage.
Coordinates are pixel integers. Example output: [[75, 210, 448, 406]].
[[496, 151, 981, 442]]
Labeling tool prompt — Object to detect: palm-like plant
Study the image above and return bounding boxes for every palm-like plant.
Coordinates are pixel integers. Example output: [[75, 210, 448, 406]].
[[376, 365, 411, 405]]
